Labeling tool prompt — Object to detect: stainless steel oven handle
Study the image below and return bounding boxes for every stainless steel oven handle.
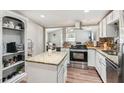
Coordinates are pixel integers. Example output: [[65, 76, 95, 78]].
[[70, 49, 87, 52]]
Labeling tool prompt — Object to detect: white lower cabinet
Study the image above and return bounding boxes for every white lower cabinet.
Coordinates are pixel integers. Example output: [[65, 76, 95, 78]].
[[61, 48, 70, 64], [88, 49, 96, 67], [100, 60, 106, 82], [95, 52, 101, 74], [58, 55, 68, 83], [58, 65, 64, 83], [88, 49, 106, 82], [95, 51, 106, 83]]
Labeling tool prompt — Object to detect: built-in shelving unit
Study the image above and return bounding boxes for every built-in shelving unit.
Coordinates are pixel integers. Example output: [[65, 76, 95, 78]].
[[4, 72, 26, 83], [2, 61, 25, 71], [0, 11, 26, 83], [2, 26, 24, 31], [3, 51, 24, 57]]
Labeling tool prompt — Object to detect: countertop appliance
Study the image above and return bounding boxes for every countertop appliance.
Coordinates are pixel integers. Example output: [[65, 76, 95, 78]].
[[70, 44, 88, 69], [7, 42, 17, 53], [106, 58, 119, 83]]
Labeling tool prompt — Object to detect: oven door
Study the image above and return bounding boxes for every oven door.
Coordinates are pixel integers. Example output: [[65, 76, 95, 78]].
[[70, 50, 87, 62]]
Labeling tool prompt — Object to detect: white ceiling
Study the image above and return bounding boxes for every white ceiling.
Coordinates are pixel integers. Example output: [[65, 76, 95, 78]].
[[15, 10, 110, 27]]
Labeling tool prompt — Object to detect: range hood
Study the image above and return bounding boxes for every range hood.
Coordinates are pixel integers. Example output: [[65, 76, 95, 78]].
[[74, 21, 82, 30]]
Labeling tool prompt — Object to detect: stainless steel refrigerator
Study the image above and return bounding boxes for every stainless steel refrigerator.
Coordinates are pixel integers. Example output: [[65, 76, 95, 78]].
[[118, 10, 124, 82]]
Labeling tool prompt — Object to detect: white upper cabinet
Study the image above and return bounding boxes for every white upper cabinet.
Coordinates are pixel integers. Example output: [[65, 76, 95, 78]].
[[107, 12, 113, 24], [99, 21, 103, 37], [107, 10, 120, 24], [112, 10, 120, 22], [99, 18, 107, 37], [102, 18, 107, 37], [99, 10, 120, 38]]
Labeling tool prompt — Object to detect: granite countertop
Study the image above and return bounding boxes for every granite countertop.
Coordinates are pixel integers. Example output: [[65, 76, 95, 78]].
[[26, 51, 67, 65], [88, 47, 119, 65]]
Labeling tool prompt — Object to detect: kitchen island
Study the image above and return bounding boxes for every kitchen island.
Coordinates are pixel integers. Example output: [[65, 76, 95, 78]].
[[26, 51, 68, 83]]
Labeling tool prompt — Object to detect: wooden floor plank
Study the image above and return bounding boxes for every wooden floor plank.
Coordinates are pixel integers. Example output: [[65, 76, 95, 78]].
[[20, 67, 102, 83], [66, 67, 102, 83]]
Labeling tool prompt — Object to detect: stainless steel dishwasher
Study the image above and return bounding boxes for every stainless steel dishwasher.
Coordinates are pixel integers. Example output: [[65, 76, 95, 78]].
[[106, 58, 119, 83]]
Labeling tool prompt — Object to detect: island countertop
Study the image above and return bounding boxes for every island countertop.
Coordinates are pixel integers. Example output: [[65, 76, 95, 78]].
[[26, 51, 67, 66]]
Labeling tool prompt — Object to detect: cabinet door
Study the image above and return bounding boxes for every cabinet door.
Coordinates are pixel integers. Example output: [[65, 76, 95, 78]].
[[61, 48, 70, 64], [102, 18, 107, 37], [107, 12, 113, 24], [88, 49, 95, 67], [95, 52, 98, 69], [97, 58, 102, 75], [99, 21, 103, 37], [113, 10, 120, 22], [96, 51, 106, 83], [100, 61, 106, 83], [95, 52, 101, 74], [58, 65, 64, 83], [58, 57, 68, 83], [64, 59, 68, 80], [95, 52, 103, 76]]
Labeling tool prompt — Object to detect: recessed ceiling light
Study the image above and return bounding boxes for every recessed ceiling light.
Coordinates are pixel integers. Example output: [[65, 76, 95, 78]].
[[40, 15, 45, 18], [84, 10, 90, 13]]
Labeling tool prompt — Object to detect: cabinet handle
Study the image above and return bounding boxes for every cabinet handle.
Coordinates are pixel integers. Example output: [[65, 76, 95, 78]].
[[99, 58, 105, 66]]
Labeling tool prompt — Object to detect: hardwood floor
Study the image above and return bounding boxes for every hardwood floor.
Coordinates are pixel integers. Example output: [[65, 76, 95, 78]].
[[66, 67, 102, 83], [20, 67, 102, 83]]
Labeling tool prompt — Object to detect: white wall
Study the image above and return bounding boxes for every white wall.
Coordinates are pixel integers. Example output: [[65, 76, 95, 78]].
[[45, 28, 63, 49], [75, 30, 90, 44], [48, 29, 63, 47], [82, 25, 99, 41], [65, 25, 98, 44], [67, 25, 99, 44], [27, 20, 44, 56], [3, 30, 23, 44]]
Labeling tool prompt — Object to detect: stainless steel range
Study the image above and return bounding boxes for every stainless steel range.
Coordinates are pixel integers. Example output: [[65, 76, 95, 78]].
[[70, 44, 88, 69]]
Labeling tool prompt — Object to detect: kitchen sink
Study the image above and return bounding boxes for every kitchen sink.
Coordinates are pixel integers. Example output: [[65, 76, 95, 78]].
[[102, 50, 118, 56]]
